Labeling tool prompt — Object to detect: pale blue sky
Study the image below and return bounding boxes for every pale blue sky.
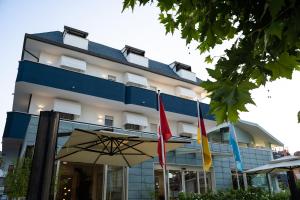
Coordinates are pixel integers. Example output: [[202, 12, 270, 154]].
[[0, 0, 299, 153]]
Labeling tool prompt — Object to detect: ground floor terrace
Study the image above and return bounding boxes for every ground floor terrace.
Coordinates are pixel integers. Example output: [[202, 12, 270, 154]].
[[3, 112, 280, 199]]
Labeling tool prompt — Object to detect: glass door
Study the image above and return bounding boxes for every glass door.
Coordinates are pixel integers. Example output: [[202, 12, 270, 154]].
[[184, 171, 197, 193], [168, 170, 182, 200], [55, 162, 103, 200], [106, 166, 124, 200]]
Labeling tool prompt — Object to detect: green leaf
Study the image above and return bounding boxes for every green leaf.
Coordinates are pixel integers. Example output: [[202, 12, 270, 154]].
[[265, 52, 299, 80], [269, 0, 285, 19], [267, 21, 284, 39], [206, 68, 221, 79], [205, 55, 213, 63]]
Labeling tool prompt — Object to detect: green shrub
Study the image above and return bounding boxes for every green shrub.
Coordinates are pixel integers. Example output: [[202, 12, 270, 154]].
[[178, 188, 290, 200], [4, 158, 32, 198]]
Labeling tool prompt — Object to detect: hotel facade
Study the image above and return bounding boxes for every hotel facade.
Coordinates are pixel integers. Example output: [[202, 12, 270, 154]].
[[2, 26, 283, 200]]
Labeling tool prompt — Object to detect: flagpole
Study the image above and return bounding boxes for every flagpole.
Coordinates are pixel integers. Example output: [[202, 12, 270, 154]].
[[158, 90, 168, 200], [197, 99, 208, 193]]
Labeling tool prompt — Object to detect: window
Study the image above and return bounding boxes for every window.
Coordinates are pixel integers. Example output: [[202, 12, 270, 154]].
[[59, 112, 75, 120], [108, 75, 117, 81], [124, 124, 140, 131], [105, 115, 114, 127]]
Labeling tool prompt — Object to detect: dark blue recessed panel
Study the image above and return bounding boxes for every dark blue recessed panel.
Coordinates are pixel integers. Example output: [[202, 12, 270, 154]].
[[17, 61, 126, 102], [160, 94, 214, 120], [125, 86, 157, 109], [3, 112, 31, 139]]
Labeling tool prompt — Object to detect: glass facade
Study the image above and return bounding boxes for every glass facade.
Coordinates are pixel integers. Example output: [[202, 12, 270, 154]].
[[106, 166, 124, 200], [55, 163, 126, 200], [154, 168, 213, 200]]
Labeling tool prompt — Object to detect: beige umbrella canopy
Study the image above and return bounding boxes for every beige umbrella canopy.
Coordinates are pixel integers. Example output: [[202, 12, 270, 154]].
[[56, 129, 189, 167], [245, 156, 300, 174]]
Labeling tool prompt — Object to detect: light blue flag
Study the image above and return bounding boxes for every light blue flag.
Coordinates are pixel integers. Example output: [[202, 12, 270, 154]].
[[229, 124, 243, 172]]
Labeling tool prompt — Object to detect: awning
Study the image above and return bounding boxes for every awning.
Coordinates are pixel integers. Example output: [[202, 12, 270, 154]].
[[57, 129, 189, 167], [245, 156, 300, 174], [53, 99, 81, 116], [124, 72, 148, 87], [178, 122, 197, 137], [123, 112, 148, 127]]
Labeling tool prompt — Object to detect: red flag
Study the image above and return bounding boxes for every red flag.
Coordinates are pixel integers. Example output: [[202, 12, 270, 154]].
[[157, 128, 166, 168], [159, 95, 172, 141]]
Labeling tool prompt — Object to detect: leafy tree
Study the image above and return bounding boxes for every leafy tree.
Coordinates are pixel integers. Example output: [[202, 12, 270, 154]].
[[123, 0, 300, 124], [5, 158, 31, 198]]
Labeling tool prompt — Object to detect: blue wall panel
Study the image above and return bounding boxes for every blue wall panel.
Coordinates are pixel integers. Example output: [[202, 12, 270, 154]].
[[3, 112, 31, 138]]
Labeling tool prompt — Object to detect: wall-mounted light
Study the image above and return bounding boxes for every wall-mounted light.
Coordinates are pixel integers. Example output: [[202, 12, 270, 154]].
[[98, 115, 103, 123], [46, 60, 53, 64], [37, 104, 45, 112]]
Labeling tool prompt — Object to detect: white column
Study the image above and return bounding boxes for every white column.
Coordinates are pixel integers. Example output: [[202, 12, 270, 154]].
[[102, 165, 108, 200], [243, 173, 248, 190], [197, 171, 200, 194], [181, 170, 186, 193]]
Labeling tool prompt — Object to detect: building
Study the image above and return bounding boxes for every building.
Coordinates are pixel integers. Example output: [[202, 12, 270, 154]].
[[2, 26, 284, 199]]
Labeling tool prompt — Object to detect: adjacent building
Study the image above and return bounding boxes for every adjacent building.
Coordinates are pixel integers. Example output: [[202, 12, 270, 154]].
[[2, 26, 283, 199]]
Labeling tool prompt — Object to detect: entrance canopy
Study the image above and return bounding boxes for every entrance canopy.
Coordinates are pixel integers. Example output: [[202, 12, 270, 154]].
[[57, 129, 189, 167], [245, 156, 300, 174]]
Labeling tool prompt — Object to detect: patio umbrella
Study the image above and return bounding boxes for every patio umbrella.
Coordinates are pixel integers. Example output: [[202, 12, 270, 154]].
[[245, 156, 300, 200], [245, 156, 300, 174], [56, 128, 189, 167]]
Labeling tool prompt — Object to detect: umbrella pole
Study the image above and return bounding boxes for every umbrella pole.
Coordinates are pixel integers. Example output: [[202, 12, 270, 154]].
[[287, 170, 299, 200], [235, 169, 241, 190]]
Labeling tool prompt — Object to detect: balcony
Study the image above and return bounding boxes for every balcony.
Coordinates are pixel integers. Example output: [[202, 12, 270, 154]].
[[17, 60, 126, 102], [16, 61, 214, 120]]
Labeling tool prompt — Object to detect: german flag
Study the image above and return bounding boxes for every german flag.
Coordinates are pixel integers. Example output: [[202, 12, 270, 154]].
[[198, 102, 212, 171]]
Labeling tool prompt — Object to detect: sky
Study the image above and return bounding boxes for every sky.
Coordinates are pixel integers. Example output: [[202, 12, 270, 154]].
[[0, 0, 299, 153]]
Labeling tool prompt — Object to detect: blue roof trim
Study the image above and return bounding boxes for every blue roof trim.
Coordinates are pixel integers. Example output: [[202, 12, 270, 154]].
[[27, 31, 202, 85]]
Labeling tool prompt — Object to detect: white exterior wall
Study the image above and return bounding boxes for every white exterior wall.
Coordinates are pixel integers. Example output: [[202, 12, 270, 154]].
[[27, 94, 214, 137], [86, 64, 124, 82], [38, 52, 206, 103], [39, 52, 59, 66], [147, 80, 175, 95], [28, 94, 55, 115]]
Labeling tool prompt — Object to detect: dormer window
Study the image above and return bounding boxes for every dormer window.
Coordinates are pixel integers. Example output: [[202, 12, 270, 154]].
[[63, 26, 88, 38], [122, 45, 149, 68], [122, 45, 145, 56], [170, 61, 192, 72], [169, 61, 196, 82], [63, 26, 89, 50]]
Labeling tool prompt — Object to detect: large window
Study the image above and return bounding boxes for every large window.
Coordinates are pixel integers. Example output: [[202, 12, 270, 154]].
[[55, 163, 127, 200], [106, 166, 125, 200], [59, 112, 75, 120], [124, 124, 140, 131], [154, 167, 213, 199], [169, 170, 182, 199], [185, 171, 197, 193]]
